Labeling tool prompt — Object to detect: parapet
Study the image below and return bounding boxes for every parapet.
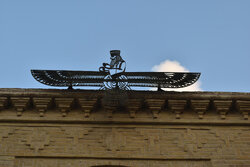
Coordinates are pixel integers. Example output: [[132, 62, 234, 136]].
[[0, 88, 249, 124], [1, 88, 250, 166]]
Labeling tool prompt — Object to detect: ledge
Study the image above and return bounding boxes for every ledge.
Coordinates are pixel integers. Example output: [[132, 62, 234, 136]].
[[0, 88, 249, 124]]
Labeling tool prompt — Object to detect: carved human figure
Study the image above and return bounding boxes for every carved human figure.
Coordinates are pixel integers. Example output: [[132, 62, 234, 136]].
[[99, 50, 126, 76]]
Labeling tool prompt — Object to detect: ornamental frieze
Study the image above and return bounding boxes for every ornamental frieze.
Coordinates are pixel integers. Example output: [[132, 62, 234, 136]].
[[0, 89, 249, 122], [0, 125, 249, 160]]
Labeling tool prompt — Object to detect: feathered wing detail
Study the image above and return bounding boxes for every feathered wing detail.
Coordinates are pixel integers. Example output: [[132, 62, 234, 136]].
[[124, 72, 200, 88], [31, 70, 108, 87], [31, 70, 200, 89]]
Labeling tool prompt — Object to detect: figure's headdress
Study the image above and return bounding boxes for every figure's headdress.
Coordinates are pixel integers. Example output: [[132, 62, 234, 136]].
[[110, 50, 120, 57]]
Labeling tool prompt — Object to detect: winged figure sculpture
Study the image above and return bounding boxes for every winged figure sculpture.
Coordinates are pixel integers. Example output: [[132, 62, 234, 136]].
[[31, 50, 200, 91]]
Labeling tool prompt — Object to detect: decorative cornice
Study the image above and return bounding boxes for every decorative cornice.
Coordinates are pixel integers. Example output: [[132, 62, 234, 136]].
[[168, 100, 187, 119], [0, 89, 249, 124], [236, 100, 250, 120], [55, 98, 74, 117], [145, 99, 165, 119], [78, 98, 98, 118], [213, 100, 232, 119], [127, 99, 141, 118], [10, 97, 30, 116], [0, 97, 8, 110], [191, 100, 210, 119], [33, 97, 52, 117]]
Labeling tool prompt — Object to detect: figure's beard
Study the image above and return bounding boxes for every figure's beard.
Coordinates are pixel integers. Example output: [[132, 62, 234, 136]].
[[110, 58, 116, 67], [110, 56, 122, 67]]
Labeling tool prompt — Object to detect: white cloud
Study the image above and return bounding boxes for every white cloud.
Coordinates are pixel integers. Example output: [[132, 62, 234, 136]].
[[152, 60, 202, 91]]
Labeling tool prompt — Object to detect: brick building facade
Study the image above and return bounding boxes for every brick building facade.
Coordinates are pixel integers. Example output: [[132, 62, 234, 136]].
[[0, 88, 250, 167]]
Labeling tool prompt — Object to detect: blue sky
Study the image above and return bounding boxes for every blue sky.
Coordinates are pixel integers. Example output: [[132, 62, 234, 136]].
[[0, 0, 250, 92]]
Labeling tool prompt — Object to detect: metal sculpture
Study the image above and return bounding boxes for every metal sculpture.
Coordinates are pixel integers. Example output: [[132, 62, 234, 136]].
[[99, 50, 126, 74], [31, 50, 200, 91]]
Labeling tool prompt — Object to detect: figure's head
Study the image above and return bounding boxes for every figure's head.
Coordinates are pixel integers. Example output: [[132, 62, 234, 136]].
[[108, 50, 124, 68]]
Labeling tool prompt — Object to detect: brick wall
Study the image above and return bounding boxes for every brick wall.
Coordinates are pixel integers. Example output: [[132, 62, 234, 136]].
[[0, 89, 249, 167]]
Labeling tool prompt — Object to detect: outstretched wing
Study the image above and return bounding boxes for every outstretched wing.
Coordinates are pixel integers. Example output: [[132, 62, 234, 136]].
[[31, 70, 108, 87], [124, 72, 200, 88], [31, 70, 200, 89]]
